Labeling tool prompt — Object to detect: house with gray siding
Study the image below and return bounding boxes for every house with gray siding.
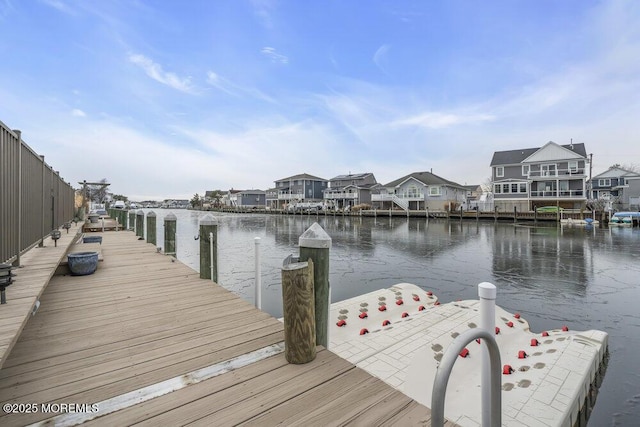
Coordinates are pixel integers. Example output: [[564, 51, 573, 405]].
[[371, 171, 467, 211], [236, 190, 266, 208], [323, 173, 379, 209], [274, 173, 328, 208], [590, 166, 640, 205], [490, 141, 589, 211], [265, 187, 278, 210], [625, 177, 640, 210]]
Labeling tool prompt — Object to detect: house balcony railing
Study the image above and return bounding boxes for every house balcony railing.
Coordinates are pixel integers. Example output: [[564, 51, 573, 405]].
[[278, 193, 304, 200], [529, 190, 585, 198], [324, 192, 358, 199], [527, 168, 585, 179]]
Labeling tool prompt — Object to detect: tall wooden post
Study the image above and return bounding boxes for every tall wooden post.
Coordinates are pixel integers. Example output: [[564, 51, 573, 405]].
[[136, 210, 144, 238], [298, 222, 331, 348], [282, 259, 316, 364], [128, 211, 135, 231], [146, 211, 156, 245], [164, 213, 177, 256], [199, 214, 217, 282], [513, 206, 517, 224]]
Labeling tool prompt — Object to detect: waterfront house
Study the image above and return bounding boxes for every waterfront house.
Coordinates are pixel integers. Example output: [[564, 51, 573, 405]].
[[590, 166, 640, 208], [371, 171, 467, 211], [235, 189, 266, 208], [624, 177, 640, 210], [323, 173, 379, 209], [274, 173, 328, 208], [490, 141, 589, 212], [265, 187, 278, 210]]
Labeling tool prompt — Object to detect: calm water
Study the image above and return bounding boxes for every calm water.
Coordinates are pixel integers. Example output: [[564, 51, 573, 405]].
[[144, 209, 640, 426]]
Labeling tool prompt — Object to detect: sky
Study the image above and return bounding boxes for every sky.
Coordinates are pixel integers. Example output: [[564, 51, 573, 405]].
[[1, 0, 639, 201]]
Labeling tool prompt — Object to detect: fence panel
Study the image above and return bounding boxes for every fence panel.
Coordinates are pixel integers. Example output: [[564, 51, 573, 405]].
[[0, 119, 76, 264]]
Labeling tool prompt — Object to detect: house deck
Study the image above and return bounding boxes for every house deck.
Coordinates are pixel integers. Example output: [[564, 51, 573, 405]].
[[0, 231, 452, 426]]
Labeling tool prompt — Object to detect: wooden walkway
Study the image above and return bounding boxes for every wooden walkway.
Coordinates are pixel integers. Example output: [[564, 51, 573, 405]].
[[0, 222, 83, 370], [0, 231, 449, 426]]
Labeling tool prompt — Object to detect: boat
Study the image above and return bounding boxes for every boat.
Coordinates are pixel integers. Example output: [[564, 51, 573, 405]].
[[560, 217, 599, 226], [609, 211, 640, 226]]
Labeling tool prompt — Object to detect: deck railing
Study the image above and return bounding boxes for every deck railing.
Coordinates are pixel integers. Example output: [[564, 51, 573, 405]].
[[0, 120, 76, 264]]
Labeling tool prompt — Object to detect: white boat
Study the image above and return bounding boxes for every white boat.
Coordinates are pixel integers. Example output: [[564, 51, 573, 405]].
[[610, 211, 639, 226]]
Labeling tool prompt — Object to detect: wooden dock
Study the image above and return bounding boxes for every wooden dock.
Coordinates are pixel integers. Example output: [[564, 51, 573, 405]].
[[0, 230, 451, 426]]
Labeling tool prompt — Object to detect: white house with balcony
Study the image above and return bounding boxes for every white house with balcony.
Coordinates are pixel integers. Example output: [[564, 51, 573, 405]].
[[371, 171, 467, 211], [490, 141, 589, 212], [274, 173, 328, 209]]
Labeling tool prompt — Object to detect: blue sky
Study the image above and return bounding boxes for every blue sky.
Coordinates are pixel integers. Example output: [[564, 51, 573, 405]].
[[1, 0, 638, 200]]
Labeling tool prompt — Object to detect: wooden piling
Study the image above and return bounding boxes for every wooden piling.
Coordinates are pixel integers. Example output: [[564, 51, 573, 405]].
[[281, 259, 316, 364], [513, 206, 517, 224], [128, 211, 135, 231], [199, 214, 217, 282], [164, 213, 177, 256], [136, 210, 144, 238], [298, 222, 331, 348], [146, 211, 156, 245]]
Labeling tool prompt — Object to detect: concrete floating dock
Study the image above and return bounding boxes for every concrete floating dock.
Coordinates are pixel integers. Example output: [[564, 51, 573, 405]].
[[329, 284, 608, 427]]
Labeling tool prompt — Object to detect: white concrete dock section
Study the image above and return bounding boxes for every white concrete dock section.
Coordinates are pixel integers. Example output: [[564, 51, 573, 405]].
[[329, 283, 608, 427]]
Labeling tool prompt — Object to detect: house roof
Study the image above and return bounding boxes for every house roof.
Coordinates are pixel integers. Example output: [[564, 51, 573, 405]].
[[384, 171, 466, 190], [490, 142, 587, 166], [275, 173, 327, 183], [592, 166, 640, 179], [238, 189, 265, 195], [329, 173, 374, 181]]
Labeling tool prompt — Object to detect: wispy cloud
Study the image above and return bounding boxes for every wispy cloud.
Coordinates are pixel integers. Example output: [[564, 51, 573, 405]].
[[206, 70, 277, 103], [261, 47, 288, 64], [393, 111, 495, 129], [40, 0, 76, 15], [373, 44, 391, 75], [128, 53, 196, 94], [251, 0, 276, 30], [71, 108, 86, 117]]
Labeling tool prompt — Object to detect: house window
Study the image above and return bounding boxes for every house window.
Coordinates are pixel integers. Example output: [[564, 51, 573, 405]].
[[429, 186, 441, 196], [495, 166, 504, 178], [519, 183, 527, 193], [502, 184, 510, 193], [522, 165, 529, 176], [542, 164, 557, 177], [511, 183, 518, 193], [494, 184, 502, 194], [407, 185, 419, 198], [569, 161, 578, 173], [598, 179, 611, 187]]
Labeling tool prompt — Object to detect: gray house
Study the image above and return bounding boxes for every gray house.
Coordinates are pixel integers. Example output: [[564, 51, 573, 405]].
[[236, 190, 266, 208], [590, 166, 640, 203], [265, 187, 278, 210], [324, 173, 378, 209], [371, 171, 467, 211], [274, 173, 328, 208], [490, 141, 589, 211]]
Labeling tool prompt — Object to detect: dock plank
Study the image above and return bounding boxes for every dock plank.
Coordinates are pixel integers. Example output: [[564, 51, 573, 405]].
[[0, 230, 442, 427]]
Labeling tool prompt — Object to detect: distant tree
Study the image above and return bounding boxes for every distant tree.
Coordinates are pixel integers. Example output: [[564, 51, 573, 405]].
[[112, 194, 128, 202], [190, 193, 202, 208]]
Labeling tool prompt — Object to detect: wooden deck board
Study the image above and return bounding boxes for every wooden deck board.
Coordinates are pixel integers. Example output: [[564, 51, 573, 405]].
[[0, 230, 442, 426]]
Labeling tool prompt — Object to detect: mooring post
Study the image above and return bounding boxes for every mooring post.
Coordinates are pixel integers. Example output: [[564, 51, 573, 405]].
[[298, 222, 331, 348], [146, 211, 156, 245], [199, 214, 217, 282], [281, 258, 316, 364], [479, 282, 497, 427], [255, 237, 262, 309], [136, 210, 144, 237], [128, 211, 135, 231], [460, 205, 463, 222], [513, 206, 517, 224], [164, 213, 177, 256]]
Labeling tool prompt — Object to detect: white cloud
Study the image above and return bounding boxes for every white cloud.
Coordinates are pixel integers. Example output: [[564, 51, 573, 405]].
[[251, 0, 276, 30], [373, 44, 391, 74], [71, 108, 86, 117], [128, 53, 196, 94], [206, 70, 277, 103], [392, 111, 495, 129], [261, 47, 288, 64]]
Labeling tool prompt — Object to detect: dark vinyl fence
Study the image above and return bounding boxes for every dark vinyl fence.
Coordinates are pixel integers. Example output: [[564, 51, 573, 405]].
[[1, 120, 76, 264]]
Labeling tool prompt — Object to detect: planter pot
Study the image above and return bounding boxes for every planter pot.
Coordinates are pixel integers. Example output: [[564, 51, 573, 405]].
[[88, 214, 99, 223], [82, 236, 102, 244], [68, 252, 99, 276]]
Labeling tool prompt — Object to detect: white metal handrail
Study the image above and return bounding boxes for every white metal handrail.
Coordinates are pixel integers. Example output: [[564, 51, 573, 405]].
[[430, 328, 502, 427]]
